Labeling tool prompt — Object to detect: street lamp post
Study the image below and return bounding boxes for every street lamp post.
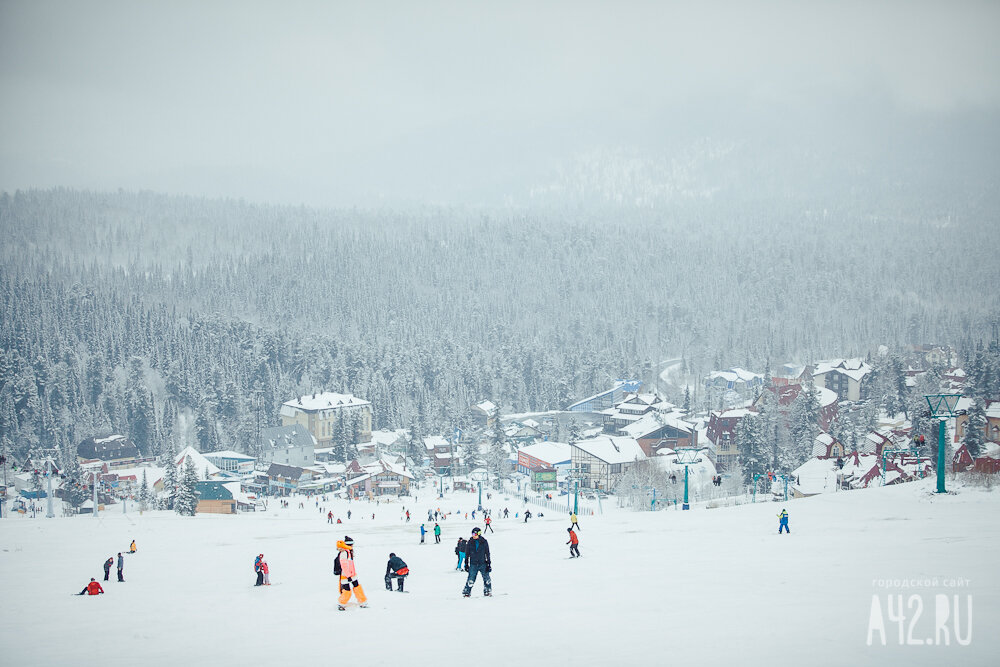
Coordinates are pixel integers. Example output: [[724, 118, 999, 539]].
[[925, 394, 961, 494]]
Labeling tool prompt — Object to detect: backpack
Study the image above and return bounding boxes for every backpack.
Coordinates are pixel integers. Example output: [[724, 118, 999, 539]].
[[333, 553, 342, 576]]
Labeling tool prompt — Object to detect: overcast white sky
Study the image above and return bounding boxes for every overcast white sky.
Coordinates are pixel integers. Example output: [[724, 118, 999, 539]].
[[1, 0, 998, 207]]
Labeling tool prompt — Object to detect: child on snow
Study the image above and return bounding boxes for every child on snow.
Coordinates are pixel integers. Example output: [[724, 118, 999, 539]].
[[335, 536, 368, 610]]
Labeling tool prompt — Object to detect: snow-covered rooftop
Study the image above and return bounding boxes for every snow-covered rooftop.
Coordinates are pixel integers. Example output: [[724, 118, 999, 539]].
[[517, 441, 571, 466], [281, 392, 370, 413], [812, 359, 872, 382], [571, 436, 646, 464], [174, 447, 221, 480]]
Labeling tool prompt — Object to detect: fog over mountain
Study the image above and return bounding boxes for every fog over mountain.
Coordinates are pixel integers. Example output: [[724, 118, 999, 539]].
[[2, 1, 998, 207]]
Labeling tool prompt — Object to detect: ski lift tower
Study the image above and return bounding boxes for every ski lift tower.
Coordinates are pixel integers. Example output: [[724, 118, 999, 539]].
[[926, 394, 961, 494], [674, 448, 702, 510]]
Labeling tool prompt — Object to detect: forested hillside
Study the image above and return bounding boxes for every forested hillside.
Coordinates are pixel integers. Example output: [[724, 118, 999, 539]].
[[1, 188, 997, 460]]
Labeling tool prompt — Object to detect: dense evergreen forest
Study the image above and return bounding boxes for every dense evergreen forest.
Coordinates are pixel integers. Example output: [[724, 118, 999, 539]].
[[1, 188, 998, 461]]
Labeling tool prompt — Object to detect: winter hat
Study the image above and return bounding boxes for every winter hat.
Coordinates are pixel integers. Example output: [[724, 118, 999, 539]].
[[471, 527, 481, 535], [389, 552, 396, 558], [567, 527, 572, 532], [344, 535, 354, 546]]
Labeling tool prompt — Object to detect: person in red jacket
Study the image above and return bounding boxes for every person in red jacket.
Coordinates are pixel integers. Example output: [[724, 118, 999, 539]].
[[78, 578, 105, 595], [566, 527, 581, 558]]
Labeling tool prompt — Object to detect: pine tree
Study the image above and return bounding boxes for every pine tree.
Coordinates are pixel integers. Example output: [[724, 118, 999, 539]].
[[61, 455, 89, 508], [486, 418, 509, 481], [787, 384, 820, 468], [138, 469, 150, 512], [407, 417, 424, 466], [161, 452, 178, 510], [174, 457, 199, 516], [737, 412, 766, 485], [963, 398, 987, 459]]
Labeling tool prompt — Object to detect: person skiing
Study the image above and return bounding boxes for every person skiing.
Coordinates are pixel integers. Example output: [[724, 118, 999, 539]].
[[484, 515, 494, 533], [384, 552, 409, 592], [570, 512, 580, 530], [335, 536, 368, 610], [434, 523, 442, 544], [262, 557, 271, 585], [254, 554, 264, 586], [116, 552, 124, 582], [777, 509, 790, 534], [523, 510, 531, 523], [103, 556, 113, 581], [77, 578, 105, 596], [462, 527, 492, 598], [405, 510, 411, 522], [567, 527, 581, 558], [455, 537, 467, 570], [327, 511, 333, 524], [503, 508, 509, 518], [420, 523, 427, 544], [347, 510, 351, 520], [129, 540, 137, 553]]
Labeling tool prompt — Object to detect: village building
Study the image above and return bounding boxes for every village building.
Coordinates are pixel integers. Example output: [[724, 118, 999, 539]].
[[469, 400, 499, 428], [259, 424, 317, 468], [705, 408, 755, 471], [596, 392, 674, 434], [174, 447, 223, 480], [505, 419, 544, 445], [569, 435, 646, 491], [76, 435, 142, 467], [265, 463, 314, 496], [704, 368, 765, 397], [567, 380, 642, 413], [423, 435, 454, 473], [202, 450, 256, 476], [343, 456, 414, 497], [280, 391, 372, 446], [193, 481, 237, 514], [517, 441, 571, 490], [752, 383, 839, 431], [811, 359, 872, 402], [771, 363, 811, 387], [618, 412, 698, 457], [953, 398, 1000, 444]]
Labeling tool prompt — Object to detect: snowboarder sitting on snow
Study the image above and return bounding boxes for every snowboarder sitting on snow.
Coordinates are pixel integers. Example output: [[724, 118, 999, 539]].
[[777, 509, 790, 534], [455, 537, 467, 570], [567, 527, 581, 558], [129, 540, 137, 553], [77, 578, 104, 595], [384, 553, 410, 592], [462, 527, 492, 598], [335, 536, 368, 610]]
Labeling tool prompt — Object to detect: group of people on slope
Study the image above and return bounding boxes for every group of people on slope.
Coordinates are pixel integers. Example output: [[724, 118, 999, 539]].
[[78, 540, 136, 595], [254, 554, 271, 586]]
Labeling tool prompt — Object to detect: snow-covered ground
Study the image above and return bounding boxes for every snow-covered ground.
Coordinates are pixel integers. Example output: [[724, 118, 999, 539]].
[[2, 480, 997, 666]]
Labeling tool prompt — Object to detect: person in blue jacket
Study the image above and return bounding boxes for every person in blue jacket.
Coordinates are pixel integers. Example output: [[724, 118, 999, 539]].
[[777, 509, 790, 534], [420, 523, 427, 544]]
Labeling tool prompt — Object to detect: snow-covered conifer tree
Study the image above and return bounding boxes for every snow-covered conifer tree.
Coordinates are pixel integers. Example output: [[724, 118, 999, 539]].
[[174, 457, 199, 516]]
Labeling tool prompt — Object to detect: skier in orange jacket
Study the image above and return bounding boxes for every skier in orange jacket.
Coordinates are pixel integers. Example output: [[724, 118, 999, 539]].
[[567, 527, 581, 558], [335, 536, 368, 610]]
